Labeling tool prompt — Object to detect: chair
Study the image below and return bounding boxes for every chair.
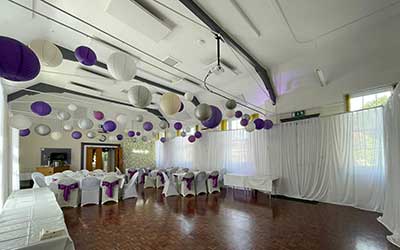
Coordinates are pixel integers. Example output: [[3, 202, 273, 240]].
[[56, 177, 80, 208], [156, 170, 166, 189], [32, 172, 47, 188], [207, 171, 220, 193], [81, 176, 101, 206], [195, 171, 208, 195], [138, 168, 145, 184], [93, 169, 104, 174], [126, 168, 138, 181], [62, 170, 74, 177], [101, 175, 120, 204], [122, 172, 139, 200], [144, 171, 156, 189], [115, 167, 122, 175], [80, 169, 89, 176], [181, 172, 195, 197], [161, 172, 179, 197], [181, 168, 189, 173]]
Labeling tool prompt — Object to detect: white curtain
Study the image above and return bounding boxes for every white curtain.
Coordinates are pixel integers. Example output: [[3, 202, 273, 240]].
[[0, 82, 11, 211], [379, 85, 400, 247], [156, 107, 385, 212]]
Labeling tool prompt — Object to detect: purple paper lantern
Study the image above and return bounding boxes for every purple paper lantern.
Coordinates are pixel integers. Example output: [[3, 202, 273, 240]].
[[0, 36, 40, 82], [235, 110, 243, 118], [116, 134, 123, 141], [264, 119, 273, 130], [31, 101, 52, 116], [136, 131, 141, 136], [174, 122, 183, 130], [188, 135, 196, 143], [103, 120, 117, 132], [201, 105, 222, 129], [71, 131, 82, 139], [160, 137, 166, 143], [74, 46, 97, 66], [194, 131, 202, 139], [19, 128, 30, 137], [179, 102, 184, 112], [254, 118, 265, 130], [128, 130, 135, 137], [240, 119, 249, 127], [143, 121, 153, 131], [93, 111, 104, 120]]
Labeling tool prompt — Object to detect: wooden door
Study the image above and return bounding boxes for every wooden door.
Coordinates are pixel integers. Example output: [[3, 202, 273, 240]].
[[86, 147, 94, 171], [95, 148, 103, 170], [115, 147, 123, 171]]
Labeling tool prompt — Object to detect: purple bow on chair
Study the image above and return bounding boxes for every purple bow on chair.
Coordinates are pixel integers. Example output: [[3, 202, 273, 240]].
[[208, 175, 219, 188], [128, 169, 137, 179], [58, 183, 79, 201], [182, 176, 194, 190], [102, 180, 119, 198], [157, 172, 165, 184], [141, 173, 148, 184]]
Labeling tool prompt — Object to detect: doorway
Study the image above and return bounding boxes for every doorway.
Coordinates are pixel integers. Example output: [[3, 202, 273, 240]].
[[81, 143, 123, 172]]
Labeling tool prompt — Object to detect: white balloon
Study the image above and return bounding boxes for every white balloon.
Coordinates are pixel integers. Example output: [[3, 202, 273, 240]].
[[245, 122, 255, 132], [50, 131, 63, 141], [160, 92, 181, 116], [116, 114, 128, 125], [107, 52, 137, 81], [78, 118, 94, 130], [68, 104, 78, 112], [184, 92, 194, 101], [29, 39, 63, 67], [225, 109, 235, 119], [10, 114, 32, 129], [63, 124, 73, 131]]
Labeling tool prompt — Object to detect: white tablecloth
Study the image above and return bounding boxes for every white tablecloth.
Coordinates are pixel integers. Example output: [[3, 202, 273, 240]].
[[45, 173, 126, 189], [224, 174, 279, 193], [0, 188, 75, 250]]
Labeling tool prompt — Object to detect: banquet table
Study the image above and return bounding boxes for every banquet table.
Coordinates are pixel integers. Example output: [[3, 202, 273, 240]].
[[223, 174, 279, 196], [45, 173, 126, 189], [172, 171, 212, 182], [0, 188, 74, 250]]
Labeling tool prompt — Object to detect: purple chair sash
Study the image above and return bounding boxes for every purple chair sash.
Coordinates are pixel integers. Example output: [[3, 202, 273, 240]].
[[128, 169, 137, 179], [102, 180, 119, 198], [182, 176, 194, 190], [208, 175, 219, 188], [140, 173, 148, 184], [58, 183, 79, 201], [157, 172, 165, 184]]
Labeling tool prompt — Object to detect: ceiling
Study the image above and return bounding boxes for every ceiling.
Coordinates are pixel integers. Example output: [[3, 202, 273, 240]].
[[2, 0, 400, 125]]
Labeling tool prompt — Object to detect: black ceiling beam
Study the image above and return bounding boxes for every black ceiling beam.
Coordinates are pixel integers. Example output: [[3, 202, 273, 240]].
[[59, 46, 200, 106], [7, 83, 167, 121], [178, 0, 277, 105]]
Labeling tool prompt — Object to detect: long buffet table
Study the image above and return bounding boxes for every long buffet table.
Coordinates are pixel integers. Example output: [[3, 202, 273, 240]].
[[224, 174, 279, 196], [0, 188, 74, 250]]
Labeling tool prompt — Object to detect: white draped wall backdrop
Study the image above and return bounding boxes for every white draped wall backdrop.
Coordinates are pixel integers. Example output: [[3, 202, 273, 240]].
[[379, 84, 400, 247], [156, 107, 385, 212], [0, 82, 11, 211]]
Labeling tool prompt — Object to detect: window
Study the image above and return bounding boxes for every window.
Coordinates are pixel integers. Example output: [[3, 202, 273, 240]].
[[350, 88, 392, 111]]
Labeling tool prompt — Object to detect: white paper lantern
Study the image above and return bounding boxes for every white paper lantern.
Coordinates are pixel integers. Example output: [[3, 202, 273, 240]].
[[245, 122, 255, 132], [160, 92, 181, 116], [78, 118, 94, 130], [29, 39, 63, 67], [68, 104, 78, 112], [56, 111, 71, 121], [225, 109, 235, 119], [136, 114, 144, 122], [63, 124, 73, 131], [107, 52, 137, 81], [116, 114, 128, 125], [34, 124, 51, 136], [128, 85, 152, 108], [50, 131, 63, 141], [184, 92, 194, 101], [86, 131, 96, 139], [10, 114, 32, 129]]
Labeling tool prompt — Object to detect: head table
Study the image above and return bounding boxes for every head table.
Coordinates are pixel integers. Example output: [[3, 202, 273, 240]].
[[44, 173, 126, 189]]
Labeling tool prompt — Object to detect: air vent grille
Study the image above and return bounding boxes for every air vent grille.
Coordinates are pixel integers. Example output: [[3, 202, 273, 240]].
[[163, 56, 180, 67]]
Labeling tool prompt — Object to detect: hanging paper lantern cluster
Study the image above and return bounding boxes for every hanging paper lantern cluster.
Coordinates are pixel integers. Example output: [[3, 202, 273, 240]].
[[78, 118, 94, 130], [19, 129, 30, 137], [201, 105, 222, 129], [10, 114, 32, 129], [160, 137, 166, 143], [128, 130, 135, 137], [143, 121, 153, 131], [107, 52, 137, 81], [31, 101, 52, 116], [128, 85, 152, 108], [188, 135, 196, 143], [103, 120, 117, 132], [71, 131, 82, 139], [174, 122, 182, 130], [160, 92, 181, 116], [56, 111, 71, 121], [74, 46, 97, 66], [0, 36, 40, 82], [93, 111, 104, 121], [194, 103, 212, 121], [35, 124, 51, 136], [29, 39, 63, 67]]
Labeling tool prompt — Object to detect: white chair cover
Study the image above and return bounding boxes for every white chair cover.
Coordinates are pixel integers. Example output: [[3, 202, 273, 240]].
[[156, 170, 165, 189], [81, 176, 101, 206], [31, 172, 47, 188], [138, 168, 146, 184], [195, 171, 208, 195], [181, 172, 195, 197], [101, 175, 120, 204], [56, 177, 80, 208], [144, 173, 155, 189], [93, 169, 104, 174], [123, 172, 139, 200], [62, 170, 74, 177], [115, 167, 122, 175], [161, 172, 179, 197], [126, 168, 138, 181], [80, 169, 89, 176], [207, 170, 221, 193]]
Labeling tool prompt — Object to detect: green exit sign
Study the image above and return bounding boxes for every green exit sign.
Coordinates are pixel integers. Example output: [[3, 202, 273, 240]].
[[292, 110, 305, 118]]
